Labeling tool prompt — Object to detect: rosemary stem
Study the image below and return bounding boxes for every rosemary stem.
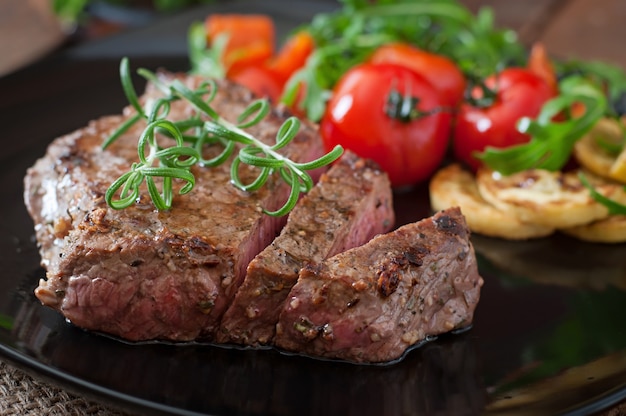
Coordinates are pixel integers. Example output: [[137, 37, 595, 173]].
[[104, 58, 343, 215], [215, 118, 294, 165]]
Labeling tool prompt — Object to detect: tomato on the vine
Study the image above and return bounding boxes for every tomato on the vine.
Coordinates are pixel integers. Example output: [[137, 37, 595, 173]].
[[320, 63, 452, 187], [453, 67, 556, 170], [369, 43, 466, 108]]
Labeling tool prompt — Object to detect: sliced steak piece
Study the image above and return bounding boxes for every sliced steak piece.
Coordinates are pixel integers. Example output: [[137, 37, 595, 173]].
[[24, 73, 326, 342], [274, 207, 483, 363], [218, 151, 395, 345]]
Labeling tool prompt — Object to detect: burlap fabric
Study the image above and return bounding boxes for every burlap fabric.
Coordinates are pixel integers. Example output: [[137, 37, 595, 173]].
[[2, 357, 626, 415], [0, 360, 130, 416]]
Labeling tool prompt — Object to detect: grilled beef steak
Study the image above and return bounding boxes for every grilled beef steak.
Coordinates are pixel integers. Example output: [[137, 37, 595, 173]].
[[274, 207, 483, 363], [24, 70, 484, 363], [24, 74, 326, 342], [218, 152, 395, 345]]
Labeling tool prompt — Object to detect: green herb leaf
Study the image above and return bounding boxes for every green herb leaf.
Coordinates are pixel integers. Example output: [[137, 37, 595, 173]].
[[104, 58, 343, 215], [579, 172, 626, 215], [477, 75, 608, 174], [557, 59, 626, 116], [280, 0, 524, 121], [188, 22, 227, 79]]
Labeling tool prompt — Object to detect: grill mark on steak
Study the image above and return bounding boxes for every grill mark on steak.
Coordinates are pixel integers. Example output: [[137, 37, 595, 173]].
[[24, 73, 326, 342], [217, 152, 395, 345], [274, 207, 483, 363]]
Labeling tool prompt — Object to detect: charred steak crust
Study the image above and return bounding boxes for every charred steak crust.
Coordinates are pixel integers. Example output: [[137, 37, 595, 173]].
[[218, 151, 395, 345], [24, 74, 326, 342], [274, 207, 483, 363]]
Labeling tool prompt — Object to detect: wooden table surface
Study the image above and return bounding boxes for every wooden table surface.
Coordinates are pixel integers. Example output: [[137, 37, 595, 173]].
[[3, 0, 626, 76], [1, 0, 626, 414]]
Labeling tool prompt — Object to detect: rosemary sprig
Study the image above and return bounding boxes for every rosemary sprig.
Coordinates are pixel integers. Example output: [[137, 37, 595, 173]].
[[103, 57, 343, 216]]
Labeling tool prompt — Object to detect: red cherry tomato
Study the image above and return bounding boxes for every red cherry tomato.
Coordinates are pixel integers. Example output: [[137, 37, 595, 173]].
[[230, 66, 283, 102], [453, 67, 556, 170], [369, 43, 466, 108], [320, 63, 452, 188]]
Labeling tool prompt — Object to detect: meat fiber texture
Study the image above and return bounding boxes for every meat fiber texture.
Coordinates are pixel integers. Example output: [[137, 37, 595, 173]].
[[23, 73, 326, 342], [274, 207, 484, 363], [218, 152, 395, 345]]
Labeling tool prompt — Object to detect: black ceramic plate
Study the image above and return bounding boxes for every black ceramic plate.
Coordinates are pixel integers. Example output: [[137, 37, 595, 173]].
[[3, 1, 626, 415]]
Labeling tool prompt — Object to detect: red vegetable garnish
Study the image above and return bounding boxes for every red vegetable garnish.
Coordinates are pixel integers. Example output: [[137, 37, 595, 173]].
[[527, 42, 559, 95], [205, 14, 275, 77], [453, 67, 556, 170], [268, 31, 315, 86], [369, 42, 466, 108], [320, 63, 452, 187]]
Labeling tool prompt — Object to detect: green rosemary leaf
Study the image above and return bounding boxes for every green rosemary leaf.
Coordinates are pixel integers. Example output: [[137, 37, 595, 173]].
[[146, 176, 173, 210], [296, 145, 344, 170], [204, 121, 253, 144], [263, 169, 302, 217], [230, 158, 272, 192], [105, 171, 143, 210], [197, 140, 236, 167], [170, 79, 220, 120], [137, 119, 185, 164], [278, 165, 314, 193], [237, 100, 270, 128], [102, 112, 142, 150], [136, 68, 170, 95], [238, 147, 285, 169], [273, 118, 301, 151], [120, 57, 145, 116], [105, 58, 343, 216], [154, 146, 200, 169], [172, 117, 205, 133], [147, 97, 173, 123]]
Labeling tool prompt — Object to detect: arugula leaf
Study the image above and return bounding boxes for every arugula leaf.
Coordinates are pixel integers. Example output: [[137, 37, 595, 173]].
[[579, 172, 626, 215], [557, 59, 626, 117], [188, 22, 227, 79], [52, 0, 89, 23], [284, 0, 525, 121], [477, 75, 608, 174]]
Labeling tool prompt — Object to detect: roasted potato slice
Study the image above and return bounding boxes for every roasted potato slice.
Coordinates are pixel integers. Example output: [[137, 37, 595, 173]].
[[561, 215, 626, 243], [429, 164, 554, 239], [573, 117, 624, 181], [609, 147, 626, 183], [476, 168, 626, 228]]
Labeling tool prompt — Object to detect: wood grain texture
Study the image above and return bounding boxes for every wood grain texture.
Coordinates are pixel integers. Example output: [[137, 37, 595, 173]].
[[461, 0, 569, 44], [540, 0, 626, 67], [0, 0, 66, 77]]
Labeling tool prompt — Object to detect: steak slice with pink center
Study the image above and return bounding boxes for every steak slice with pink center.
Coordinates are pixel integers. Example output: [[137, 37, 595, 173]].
[[24, 74, 325, 342], [274, 207, 483, 363], [218, 152, 395, 345]]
